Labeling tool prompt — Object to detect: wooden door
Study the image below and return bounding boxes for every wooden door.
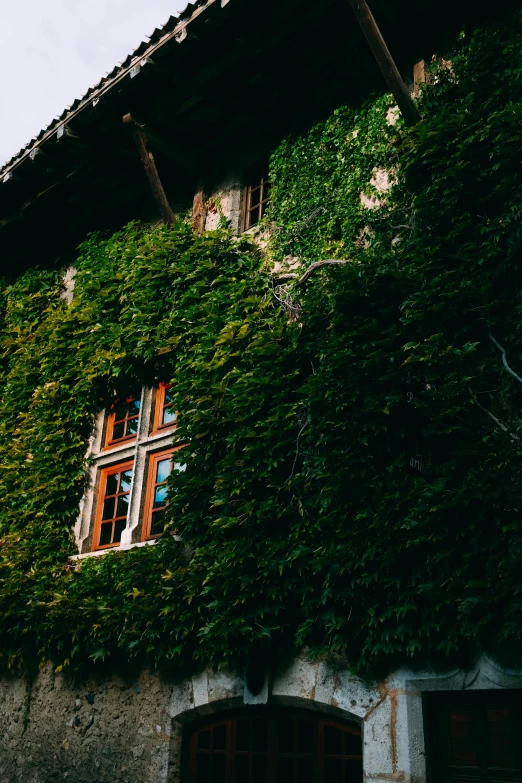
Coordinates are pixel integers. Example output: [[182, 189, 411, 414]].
[[425, 691, 522, 783]]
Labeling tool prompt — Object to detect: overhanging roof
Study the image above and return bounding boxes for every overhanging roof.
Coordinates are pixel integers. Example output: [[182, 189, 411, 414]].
[[0, 0, 212, 179], [0, 0, 489, 272]]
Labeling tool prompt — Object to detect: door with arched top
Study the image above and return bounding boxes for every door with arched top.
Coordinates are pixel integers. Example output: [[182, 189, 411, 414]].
[[188, 711, 363, 783]]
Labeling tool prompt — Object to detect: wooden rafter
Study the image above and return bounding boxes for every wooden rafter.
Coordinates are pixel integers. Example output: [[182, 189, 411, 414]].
[[122, 114, 176, 225], [347, 0, 420, 127]]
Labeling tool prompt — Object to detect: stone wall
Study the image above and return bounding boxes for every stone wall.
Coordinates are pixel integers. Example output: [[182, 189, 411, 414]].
[[1, 656, 521, 782], [0, 665, 171, 783]]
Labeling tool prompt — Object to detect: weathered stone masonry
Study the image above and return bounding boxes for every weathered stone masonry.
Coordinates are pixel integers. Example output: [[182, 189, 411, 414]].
[[1, 655, 521, 782]]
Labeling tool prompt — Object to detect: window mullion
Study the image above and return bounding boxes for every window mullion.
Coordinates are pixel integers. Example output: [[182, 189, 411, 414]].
[[120, 386, 147, 546]]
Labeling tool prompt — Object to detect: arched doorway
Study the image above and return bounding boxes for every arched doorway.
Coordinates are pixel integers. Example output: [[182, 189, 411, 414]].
[[187, 710, 363, 783]]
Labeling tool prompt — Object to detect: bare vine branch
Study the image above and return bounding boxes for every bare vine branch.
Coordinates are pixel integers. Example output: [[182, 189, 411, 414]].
[[285, 416, 311, 485], [488, 332, 522, 386], [274, 259, 350, 286], [468, 385, 520, 443], [272, 282, 301, 319]]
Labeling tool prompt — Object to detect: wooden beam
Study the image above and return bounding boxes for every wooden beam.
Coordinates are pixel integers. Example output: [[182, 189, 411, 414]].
[[347, 0, 420, 127], [413, 59, 426, 98], [122, 113, 176, 225]]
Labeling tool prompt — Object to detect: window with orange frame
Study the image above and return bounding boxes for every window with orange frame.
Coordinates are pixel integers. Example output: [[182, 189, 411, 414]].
[[104, 395, 141, 448], [142, 447, 184, 540], [152, 382, 177, 434], [93, 461, 134, 550]]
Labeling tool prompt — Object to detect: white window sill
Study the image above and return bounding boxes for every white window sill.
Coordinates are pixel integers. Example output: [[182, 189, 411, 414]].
[[70, 536, 182, 561], [69, 535, 183, 561], [70, 540, 157, 561]]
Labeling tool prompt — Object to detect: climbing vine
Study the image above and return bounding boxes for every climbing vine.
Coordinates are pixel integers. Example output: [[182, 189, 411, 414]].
[[0, 9, 521, 676]]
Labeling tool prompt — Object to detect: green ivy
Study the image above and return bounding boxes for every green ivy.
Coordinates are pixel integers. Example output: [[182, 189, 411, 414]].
[[0, 10, 522, 676]]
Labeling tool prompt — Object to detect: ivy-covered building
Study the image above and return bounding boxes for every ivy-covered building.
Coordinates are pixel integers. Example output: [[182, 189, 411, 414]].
[[1, 0, 522, 780]]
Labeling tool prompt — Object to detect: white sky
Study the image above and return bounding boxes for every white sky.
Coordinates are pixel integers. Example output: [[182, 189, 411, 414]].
[[0, 0, 187, 166]]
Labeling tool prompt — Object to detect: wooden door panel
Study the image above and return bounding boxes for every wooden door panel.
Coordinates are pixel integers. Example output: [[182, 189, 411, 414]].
[[425, 692, 522, 783]]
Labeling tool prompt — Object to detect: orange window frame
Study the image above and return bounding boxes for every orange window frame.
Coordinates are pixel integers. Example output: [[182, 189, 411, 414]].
[[93, 459, 134, 551], [242, 175, 270, 232], [104, 394, 141, 449], [152, 382, 177, 435], [142, 446, 183, 541]]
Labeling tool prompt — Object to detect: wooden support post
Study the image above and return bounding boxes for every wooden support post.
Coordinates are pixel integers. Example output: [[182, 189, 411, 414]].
[[413, 59, 426, 98], [123, 113, 176, 225], [347, 0, 420, 126], [192, 186, 207, 234]]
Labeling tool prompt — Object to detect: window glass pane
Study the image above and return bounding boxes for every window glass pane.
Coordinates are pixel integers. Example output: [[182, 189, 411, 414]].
[[128, 399, 141, 417], [164, 388, 173, 405], [154, 485, 168, 508], [296, 721, 313, 754], [250, 185, 261, 208], [99, 522, 113, 546], [197, 730, 211, 750], [105, 473, 118, 496], [487, 708, 516, 768], [120, 470, 133, 492], [253, 719, 268, 753], [449, 710, 477, 766], [113, 402, 127, 422], [126, 417, 138, 436], [156, 458, 171, 484], [150, 509, 166, 536], [113, 518, 126, 543], [343, 731, 362, 757], [296, 758, 313, 783], [277, 757, 293, 781], [112, 421, 125, 440], [236, 719, 250, 752], [344, 759, 363, 782], [253, 756, 267, 783], [162, 407, 177, 425], [102, 498, 115, 521], [325, 725, 343, 756], [278, 719, 294, 753], [212, 754, 226, 783], [213, 723, 227, 751], [195, 753, 210, 783], [235, 754, 249, 782], [325, 758, 343, 783], [248, 209, 260, 229], [116, 495, 130, 518]]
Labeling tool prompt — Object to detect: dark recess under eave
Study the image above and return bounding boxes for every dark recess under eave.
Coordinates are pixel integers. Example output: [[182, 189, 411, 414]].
[[0, 0, 494, 273]]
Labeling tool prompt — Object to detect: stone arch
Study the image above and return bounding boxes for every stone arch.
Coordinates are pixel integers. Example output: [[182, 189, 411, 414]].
[[162, 657, 381, 783]]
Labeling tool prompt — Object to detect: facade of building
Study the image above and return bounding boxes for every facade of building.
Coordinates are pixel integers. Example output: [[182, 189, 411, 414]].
[[1, 1, 521, 781]]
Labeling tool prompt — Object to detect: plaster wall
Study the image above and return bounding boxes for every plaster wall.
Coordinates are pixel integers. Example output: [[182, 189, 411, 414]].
[[203, 178, 243, 234]]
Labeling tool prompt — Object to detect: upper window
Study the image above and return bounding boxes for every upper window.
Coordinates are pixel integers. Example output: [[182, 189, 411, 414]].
[[242, 174, 270, 231], [105, 395, 141, 448], [188, 712, 363, 783], [152, 382, 177, 434]]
